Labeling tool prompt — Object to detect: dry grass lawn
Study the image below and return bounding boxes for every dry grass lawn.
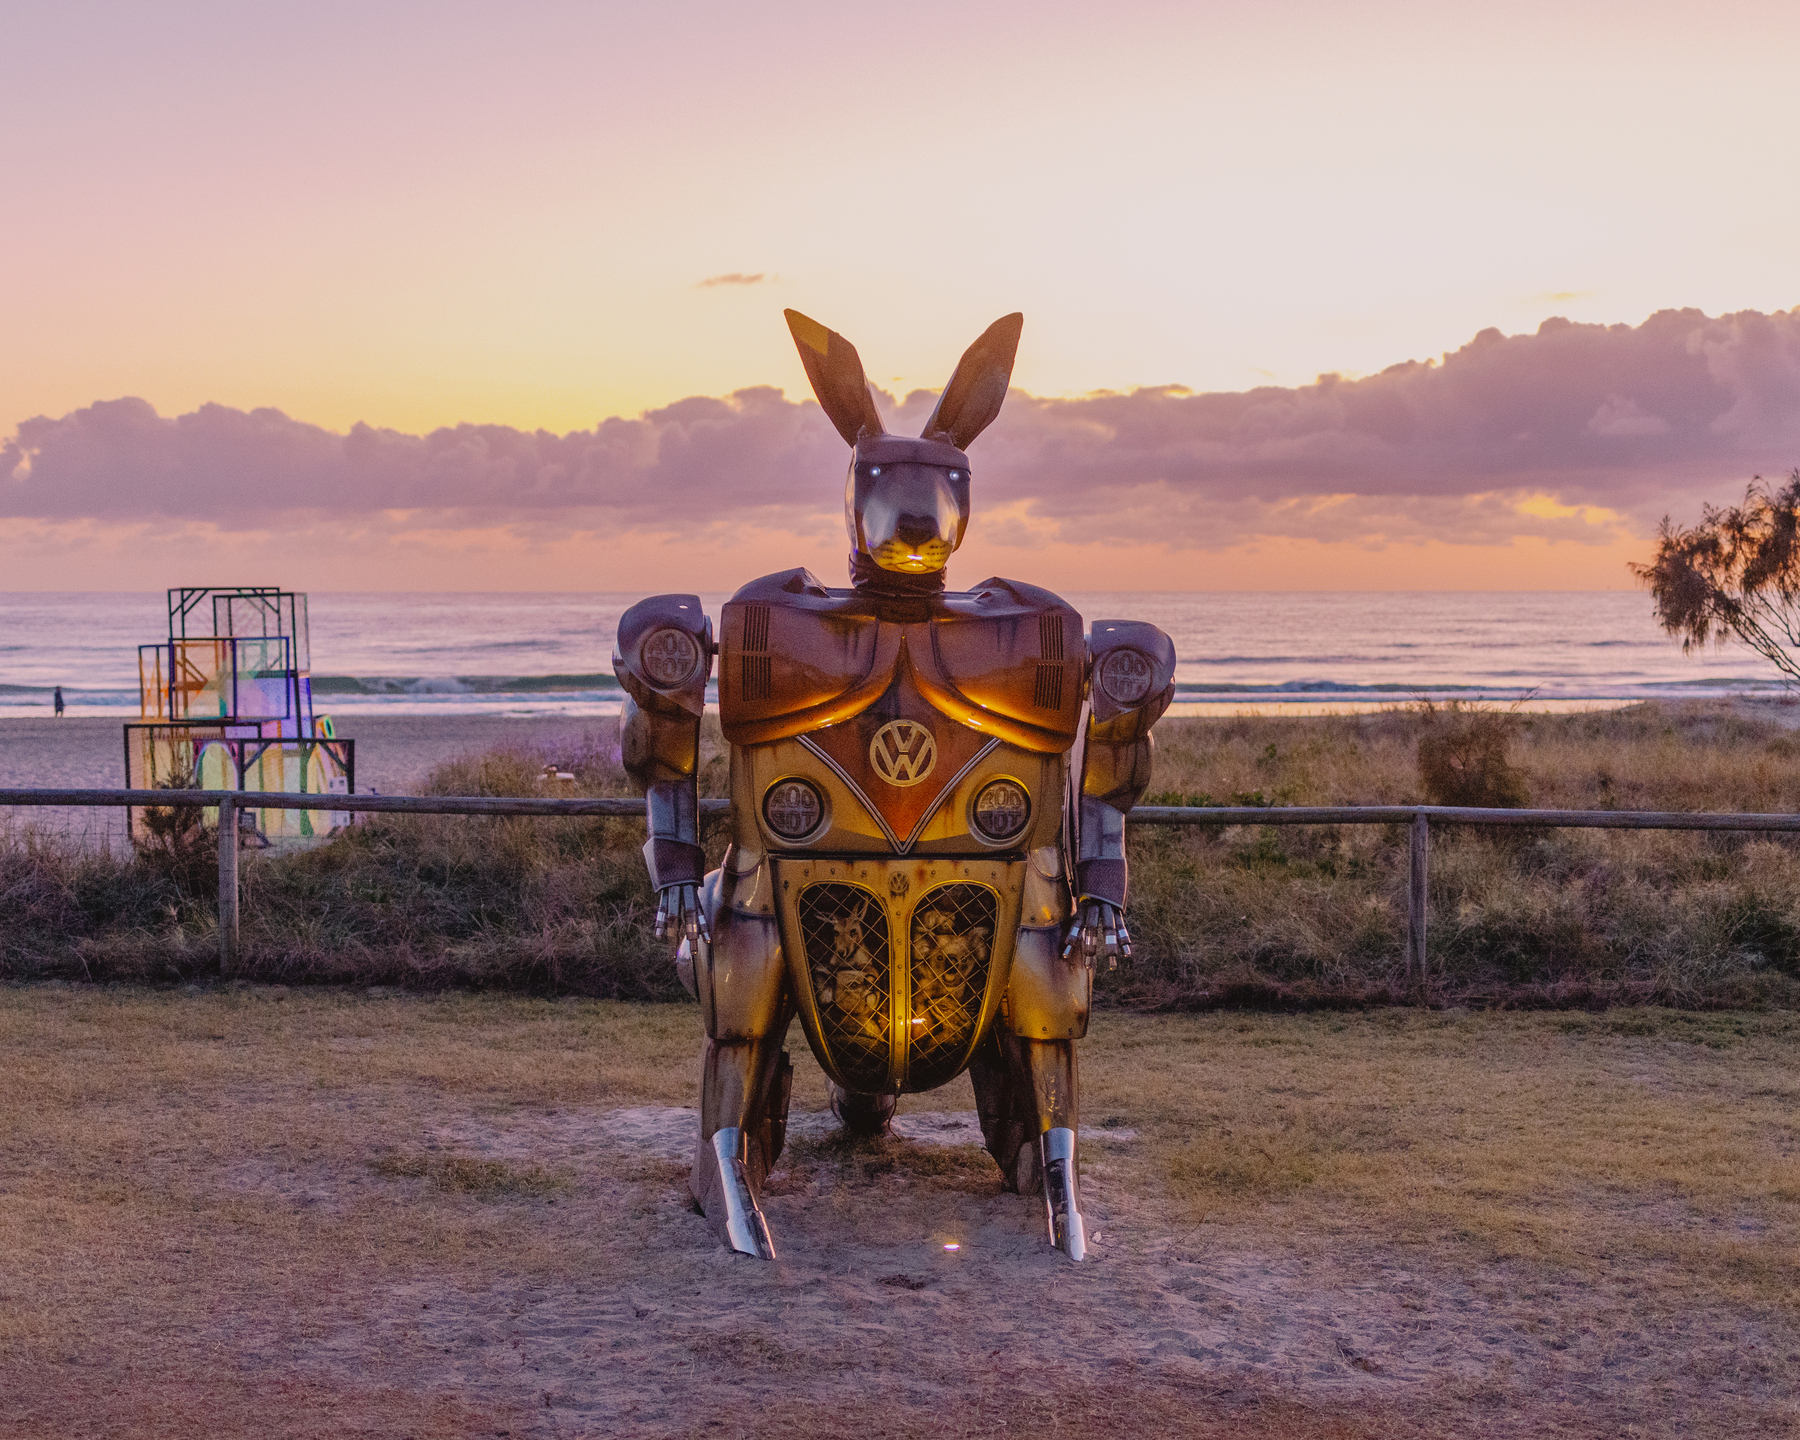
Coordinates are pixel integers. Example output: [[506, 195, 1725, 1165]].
[[2, 986, 1797, 1438]]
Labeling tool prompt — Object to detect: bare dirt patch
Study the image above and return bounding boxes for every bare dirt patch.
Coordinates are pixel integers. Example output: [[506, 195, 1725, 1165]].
[[2, 988, 1796, 1438]]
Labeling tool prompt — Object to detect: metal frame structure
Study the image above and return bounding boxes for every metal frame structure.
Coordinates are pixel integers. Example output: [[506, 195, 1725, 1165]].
[[120, 726, 355, 844], [164, 587, 313, 734], [123, 587, 347, 844], [138, 636, 296, 723]]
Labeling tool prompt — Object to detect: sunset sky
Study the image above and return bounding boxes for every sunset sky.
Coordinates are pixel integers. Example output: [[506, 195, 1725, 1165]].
[[5, 0, 1800, 591]]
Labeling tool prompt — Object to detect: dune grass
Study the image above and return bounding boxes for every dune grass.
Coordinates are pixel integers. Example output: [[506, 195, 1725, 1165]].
[[1126, 703, 1800, 1007], [5, 702, 1800, 1007], [2, 987, 1795, 1437]]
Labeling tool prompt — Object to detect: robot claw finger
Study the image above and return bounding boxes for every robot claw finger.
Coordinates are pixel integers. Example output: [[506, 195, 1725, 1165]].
[[613, 310, 1176, 1261]]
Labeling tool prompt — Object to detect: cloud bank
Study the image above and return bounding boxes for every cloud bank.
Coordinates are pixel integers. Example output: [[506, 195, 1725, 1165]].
[[6, 308, 1799, 558]]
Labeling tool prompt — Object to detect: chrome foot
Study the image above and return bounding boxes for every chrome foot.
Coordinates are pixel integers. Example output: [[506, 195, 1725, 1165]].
[[711, 1127, 777, 1259], [1040, 1126, 1086, 1262]]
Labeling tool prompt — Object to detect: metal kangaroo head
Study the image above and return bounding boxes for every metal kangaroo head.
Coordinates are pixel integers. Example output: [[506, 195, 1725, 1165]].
[[784, 308, 1023, 587]]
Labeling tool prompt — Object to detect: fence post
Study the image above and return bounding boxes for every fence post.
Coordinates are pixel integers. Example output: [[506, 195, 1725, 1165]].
[[218, 795, 239, 977], [1408, 811, 1429, 995]]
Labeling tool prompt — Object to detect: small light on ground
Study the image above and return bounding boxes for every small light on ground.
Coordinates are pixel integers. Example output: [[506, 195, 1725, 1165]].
[[943, 1243, 960, 1251]]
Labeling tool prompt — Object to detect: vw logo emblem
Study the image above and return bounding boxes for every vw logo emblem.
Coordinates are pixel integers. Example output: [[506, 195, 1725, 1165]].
[[869, 720, 937, 788]]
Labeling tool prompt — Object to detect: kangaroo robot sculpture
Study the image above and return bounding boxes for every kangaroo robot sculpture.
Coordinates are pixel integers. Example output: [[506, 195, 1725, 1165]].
[[613, 310, 1175, 1261]]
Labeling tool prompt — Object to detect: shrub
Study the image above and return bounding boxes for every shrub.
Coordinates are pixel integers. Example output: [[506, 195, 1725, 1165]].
[[1416, 702, 1530, 809], [133, 762, 217, 896]]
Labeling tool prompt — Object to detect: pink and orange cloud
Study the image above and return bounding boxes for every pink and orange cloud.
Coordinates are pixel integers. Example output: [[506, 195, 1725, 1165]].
[[6, 307, 1799, 590]]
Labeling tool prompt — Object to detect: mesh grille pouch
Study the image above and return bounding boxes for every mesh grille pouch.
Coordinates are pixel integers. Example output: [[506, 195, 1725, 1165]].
[[798, 884, 893, 1093], [906, 884, 997, 1091]]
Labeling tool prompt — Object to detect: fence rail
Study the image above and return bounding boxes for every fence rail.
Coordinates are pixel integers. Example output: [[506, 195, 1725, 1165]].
[[7, 788, 1800, 988]]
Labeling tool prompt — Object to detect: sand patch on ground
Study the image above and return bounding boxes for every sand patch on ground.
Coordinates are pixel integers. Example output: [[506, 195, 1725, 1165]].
[[3, 991, 1796, 1439], [429, 1104, 1137, 1161], [157, 1093, 1794, 1439]]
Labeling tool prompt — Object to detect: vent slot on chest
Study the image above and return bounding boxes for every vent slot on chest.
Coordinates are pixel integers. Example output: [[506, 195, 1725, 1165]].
[[1034, 613, 1067, 710], [741, 655, 772, 701], [739, 605, 771, 699], [743, 604, 770, 654]]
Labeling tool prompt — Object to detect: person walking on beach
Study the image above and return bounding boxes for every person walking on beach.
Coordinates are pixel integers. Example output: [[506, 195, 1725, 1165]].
[[53, 686, 64, 717]]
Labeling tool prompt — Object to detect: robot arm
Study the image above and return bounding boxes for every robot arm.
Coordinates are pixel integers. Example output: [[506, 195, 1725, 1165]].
[[1069, 620, 1176, 967], [613, 595, 715, 947]]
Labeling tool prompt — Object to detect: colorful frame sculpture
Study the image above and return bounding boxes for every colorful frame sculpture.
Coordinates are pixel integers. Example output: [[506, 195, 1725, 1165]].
[[124, 587, 353, 845]]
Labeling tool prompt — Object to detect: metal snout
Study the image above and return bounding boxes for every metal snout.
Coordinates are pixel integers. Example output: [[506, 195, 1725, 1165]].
[[711, 1127, 777, 1260], [1039, 1126, 1087, 1262]]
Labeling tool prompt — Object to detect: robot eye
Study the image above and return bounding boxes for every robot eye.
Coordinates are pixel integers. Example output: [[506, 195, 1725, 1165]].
[[948, 471, 962, 480], [869, 466, 881, 476]]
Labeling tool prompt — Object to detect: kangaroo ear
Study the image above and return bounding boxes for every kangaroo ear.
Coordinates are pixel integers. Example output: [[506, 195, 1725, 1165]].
[[922, 313, 1023, 449], [785, 309, 886, 445]]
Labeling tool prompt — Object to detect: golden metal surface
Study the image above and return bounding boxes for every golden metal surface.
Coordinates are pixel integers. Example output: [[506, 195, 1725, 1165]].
[[1079, 731, 1156, 811], [618, 694, 700, 785], [694, 900, 785, 1042], [771, 855, 1021, 1094], [735, 729, 1063, 859], [718, 576, 1083, 754], [1001, 925, 1092, 1041]]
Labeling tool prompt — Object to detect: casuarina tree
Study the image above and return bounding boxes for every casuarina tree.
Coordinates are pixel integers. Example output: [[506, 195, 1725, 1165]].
[[1632, 469, 1800, 685]]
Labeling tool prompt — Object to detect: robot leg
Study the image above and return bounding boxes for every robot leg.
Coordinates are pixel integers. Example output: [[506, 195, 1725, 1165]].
[[1030, 1043, 1086, 1263], [970, 922, 1090, 1260], [689, 866, 793, 1259], [970, 1030, 1085, 1261], [969, 1028, 1035, 1191]]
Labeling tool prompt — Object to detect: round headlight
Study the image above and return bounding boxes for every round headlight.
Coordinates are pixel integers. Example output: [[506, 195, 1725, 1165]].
[[972, 779, 1030, 842], [1096, 647, 1155, 705], [763, 778, 825, 839], [641, 628, 701, 688]]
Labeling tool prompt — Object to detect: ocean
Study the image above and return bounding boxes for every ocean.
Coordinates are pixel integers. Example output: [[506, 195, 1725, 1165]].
[[0, 590, 1786, 721]]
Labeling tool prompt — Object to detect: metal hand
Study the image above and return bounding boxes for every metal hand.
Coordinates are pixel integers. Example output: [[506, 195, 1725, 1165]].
[[653, 882, 710, 948], [1063, 899, 1131, 969]]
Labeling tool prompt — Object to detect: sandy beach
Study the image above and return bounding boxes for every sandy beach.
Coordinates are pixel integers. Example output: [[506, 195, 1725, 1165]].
[[0, 715, 621, 846], [12, 700, 1800, 799], [0, 714, 617, 795]]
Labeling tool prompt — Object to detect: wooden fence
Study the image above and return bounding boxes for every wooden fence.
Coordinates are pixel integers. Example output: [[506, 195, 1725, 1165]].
[[8, 788, 1800, 985]]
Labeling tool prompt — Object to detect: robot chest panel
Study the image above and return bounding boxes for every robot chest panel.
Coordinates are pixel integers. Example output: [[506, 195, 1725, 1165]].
[[718, 587, 1085, 754], [740, 691, 1066, 857]]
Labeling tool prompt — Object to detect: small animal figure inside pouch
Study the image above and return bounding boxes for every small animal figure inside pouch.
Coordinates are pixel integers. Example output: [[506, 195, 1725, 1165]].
[[613, 310, 1177, 1260]]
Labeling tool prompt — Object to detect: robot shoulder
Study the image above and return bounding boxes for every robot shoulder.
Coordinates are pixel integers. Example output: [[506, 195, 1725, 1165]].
[[959, 575, 1075, 613], [728, 568, 836, 605], [718, 573, 890, 740], [925, 579, 1085, 745], [1086, 617, 1177, 728], [612, 594, 713, 716]]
